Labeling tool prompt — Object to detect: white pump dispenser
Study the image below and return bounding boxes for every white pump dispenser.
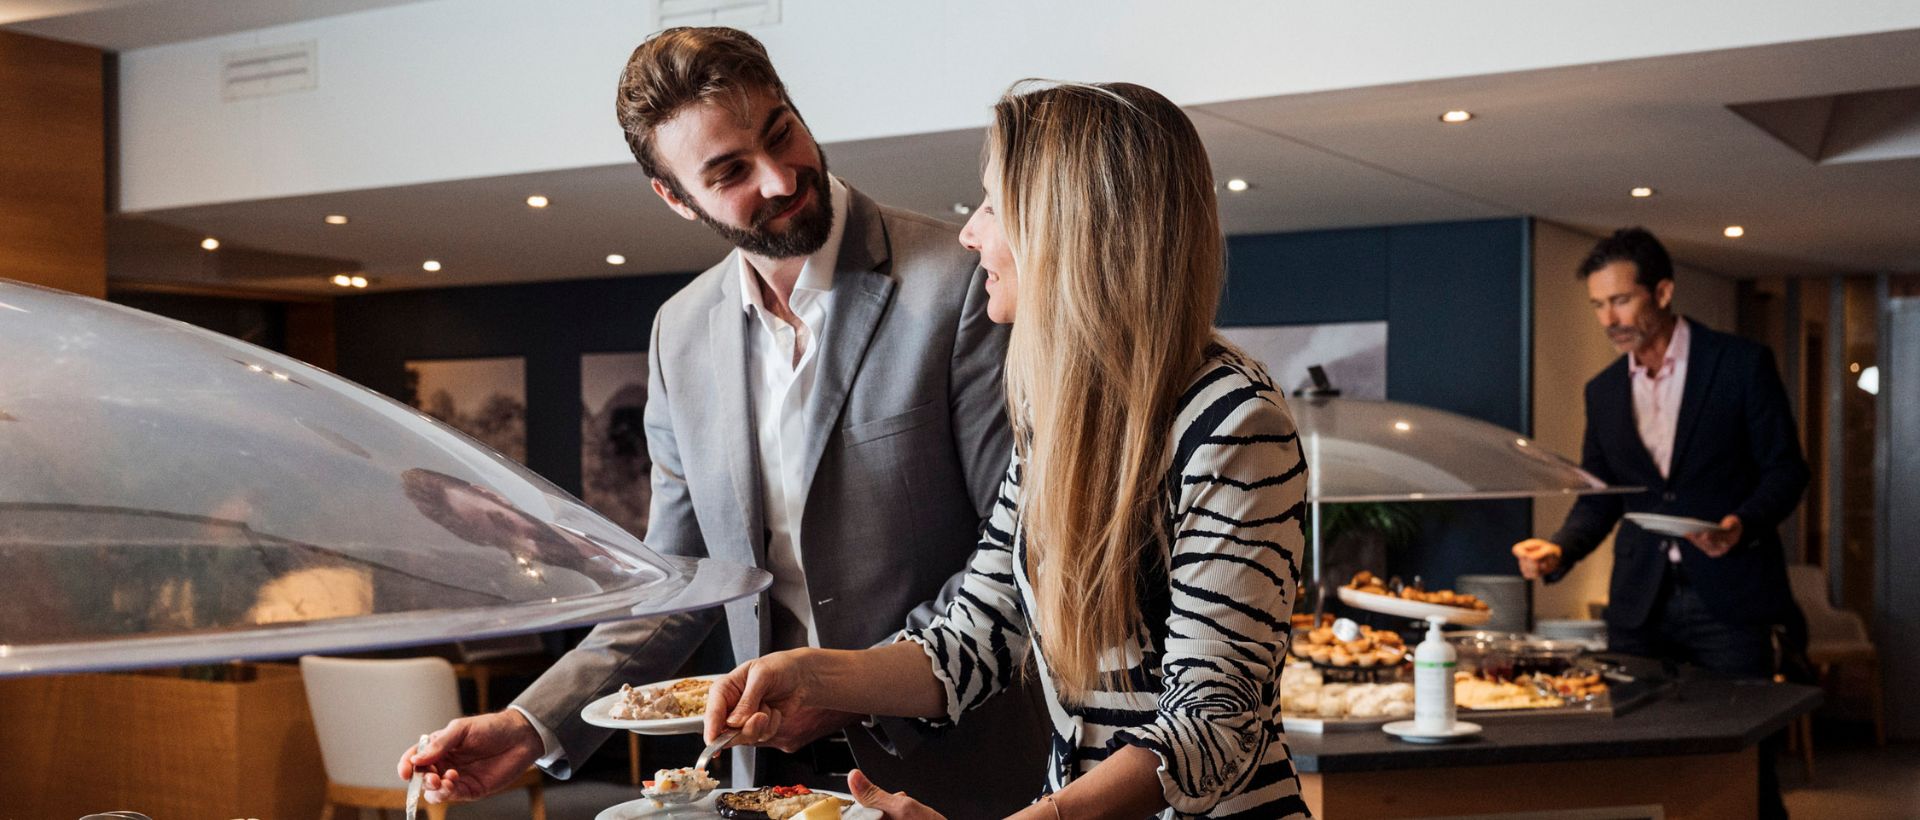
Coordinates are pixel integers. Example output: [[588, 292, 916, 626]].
[[1413, 615, 1457, 734]]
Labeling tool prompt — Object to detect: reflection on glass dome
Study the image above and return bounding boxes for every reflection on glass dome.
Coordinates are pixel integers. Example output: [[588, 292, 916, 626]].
[[0, 280, 769, 677], [1290, 397, 1638, 502]]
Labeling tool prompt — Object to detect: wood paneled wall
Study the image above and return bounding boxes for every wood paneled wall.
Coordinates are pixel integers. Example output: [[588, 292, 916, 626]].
[[0, 30, 105, 297]]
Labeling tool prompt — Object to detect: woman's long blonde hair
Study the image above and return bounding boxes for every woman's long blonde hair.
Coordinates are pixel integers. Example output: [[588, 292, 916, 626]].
[[991, 81, 1225, 702]]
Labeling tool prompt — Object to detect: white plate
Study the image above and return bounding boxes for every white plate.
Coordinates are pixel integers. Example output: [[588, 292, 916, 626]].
[[580, 674, 725, 735], [1382, 719, 1482, 743], [1624, 512, 1724, 538], [1337, 587, 1492, 626], [596, 788, 869, 820]]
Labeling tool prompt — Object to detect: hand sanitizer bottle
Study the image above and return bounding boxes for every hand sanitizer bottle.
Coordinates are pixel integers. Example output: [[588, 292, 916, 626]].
[[1413, 615, 1456, 735]]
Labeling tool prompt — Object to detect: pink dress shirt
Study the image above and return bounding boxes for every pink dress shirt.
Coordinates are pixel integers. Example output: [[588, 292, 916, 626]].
[[1629, 317, 1689, 561]]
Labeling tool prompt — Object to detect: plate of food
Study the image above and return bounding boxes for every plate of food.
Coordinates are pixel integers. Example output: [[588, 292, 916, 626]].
[[582, 674, 724, 734], [1453, 670, 1607, 711], [1336, 571, 1492, 626], [1624, 512, 1725, 538], [597, 785, 875, 820]]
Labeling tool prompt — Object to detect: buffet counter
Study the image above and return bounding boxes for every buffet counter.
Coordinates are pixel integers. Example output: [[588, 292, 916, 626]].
[[1288, 670, 1821, 819]]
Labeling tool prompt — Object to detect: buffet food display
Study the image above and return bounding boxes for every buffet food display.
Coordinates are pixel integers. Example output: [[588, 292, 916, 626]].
[[1283, 571, 1623, 734]]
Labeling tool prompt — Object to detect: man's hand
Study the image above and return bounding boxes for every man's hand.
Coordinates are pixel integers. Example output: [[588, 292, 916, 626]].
[[397, 709, 544, 804], [849, 768, 946, 820], [1684, 514, 1743, 558], [1511, 539, 1564, 580]]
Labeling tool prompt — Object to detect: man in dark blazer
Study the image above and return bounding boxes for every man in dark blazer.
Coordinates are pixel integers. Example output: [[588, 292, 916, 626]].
[[1514, 227, 1808, 817], [1515, 227, 1808, 672]]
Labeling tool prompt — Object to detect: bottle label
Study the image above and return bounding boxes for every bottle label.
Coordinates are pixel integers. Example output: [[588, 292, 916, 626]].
[[1414, 661, 1457, 733]]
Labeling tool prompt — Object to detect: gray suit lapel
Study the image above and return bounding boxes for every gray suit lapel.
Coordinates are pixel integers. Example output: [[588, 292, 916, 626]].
[[709, 254, 768, 565], [796, 191, 895, 501]]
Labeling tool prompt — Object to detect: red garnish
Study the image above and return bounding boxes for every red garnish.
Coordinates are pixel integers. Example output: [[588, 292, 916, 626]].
[[770, 784, 812, 797]]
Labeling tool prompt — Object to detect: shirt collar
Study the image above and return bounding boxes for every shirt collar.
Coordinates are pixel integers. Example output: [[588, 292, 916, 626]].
[[1629, 316, 1690, 378], [739, 175, 849, 316]]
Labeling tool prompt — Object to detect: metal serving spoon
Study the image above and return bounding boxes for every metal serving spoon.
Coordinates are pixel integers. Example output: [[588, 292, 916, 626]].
[[641, 730, 739, 807]]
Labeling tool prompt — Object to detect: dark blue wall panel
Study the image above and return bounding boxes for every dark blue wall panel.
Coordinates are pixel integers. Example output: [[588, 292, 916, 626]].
[[1220, 226, 1389, 326], [335, 273, 697, 497], [1221, 218, 1534, 585]]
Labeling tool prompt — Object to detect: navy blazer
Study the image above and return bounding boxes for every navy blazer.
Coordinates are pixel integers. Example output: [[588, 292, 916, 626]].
[[1548, 319, 1809, 630]]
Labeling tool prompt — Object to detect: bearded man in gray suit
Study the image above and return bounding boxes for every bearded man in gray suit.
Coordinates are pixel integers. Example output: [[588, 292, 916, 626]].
[[398, 27, 1046, 817]]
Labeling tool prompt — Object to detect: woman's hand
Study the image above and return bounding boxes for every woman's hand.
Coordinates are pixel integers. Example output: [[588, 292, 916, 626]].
[[702, 648, 823, 745], [849, 769, 946, 820]]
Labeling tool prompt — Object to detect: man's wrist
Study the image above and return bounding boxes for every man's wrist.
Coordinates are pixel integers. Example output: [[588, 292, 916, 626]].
[[505, 704, 564, 766]]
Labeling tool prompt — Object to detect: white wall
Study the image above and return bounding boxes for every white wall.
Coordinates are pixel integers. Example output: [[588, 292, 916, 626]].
[[1530, 220, 1739, 620], [117, 0, 1920, 211]]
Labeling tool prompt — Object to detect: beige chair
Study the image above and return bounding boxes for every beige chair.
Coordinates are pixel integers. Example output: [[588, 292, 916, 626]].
[[301, 655, 545, 820], [1784, 565, 1886, 778]]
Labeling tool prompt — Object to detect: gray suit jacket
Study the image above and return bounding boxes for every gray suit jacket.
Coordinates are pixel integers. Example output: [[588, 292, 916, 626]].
[[514, 186, 1048, 816]]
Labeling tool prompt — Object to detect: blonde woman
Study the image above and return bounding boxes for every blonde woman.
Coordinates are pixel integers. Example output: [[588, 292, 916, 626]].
[[705, 81, 1308, 819]]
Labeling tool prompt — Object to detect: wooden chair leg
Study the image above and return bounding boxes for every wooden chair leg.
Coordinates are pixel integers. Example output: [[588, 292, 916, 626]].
[[630, 732, 642, 786], [528, 780, 547, 820], [318, 802, 335, 820], [1798, 713, 1814, 781], [426, 803, 449, 820], [1870, 657, 1887, 747], [474, 668, 492, 713]]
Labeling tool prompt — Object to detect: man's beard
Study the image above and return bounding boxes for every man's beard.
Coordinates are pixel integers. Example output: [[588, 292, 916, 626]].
[[683, 161, 835, 259]]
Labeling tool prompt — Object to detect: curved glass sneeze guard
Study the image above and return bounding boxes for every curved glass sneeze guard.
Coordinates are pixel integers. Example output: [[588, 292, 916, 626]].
[[0, 280, 770, 677], [1290, 397, 1642, 503]]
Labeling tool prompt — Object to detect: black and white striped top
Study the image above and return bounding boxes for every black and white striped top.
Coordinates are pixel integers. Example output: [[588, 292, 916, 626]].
[[904, 346, 1309, 819]]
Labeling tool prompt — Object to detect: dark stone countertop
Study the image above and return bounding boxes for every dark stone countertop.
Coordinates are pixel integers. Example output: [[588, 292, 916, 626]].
[[1288, 671, 1823, 774]]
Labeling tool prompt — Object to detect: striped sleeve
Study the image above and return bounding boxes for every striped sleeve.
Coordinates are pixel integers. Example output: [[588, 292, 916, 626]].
[[899, 452, 1031, 726], [1111, 371, 1305, 816]]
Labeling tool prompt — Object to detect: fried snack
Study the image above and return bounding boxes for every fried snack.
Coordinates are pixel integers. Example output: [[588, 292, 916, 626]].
[[1453, 672, 1563, 710], [1288, 618, 1408, 668], [1345, 571, 1491, 611]]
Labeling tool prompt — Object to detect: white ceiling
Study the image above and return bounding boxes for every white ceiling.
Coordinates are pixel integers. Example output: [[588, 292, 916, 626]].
[[2, 0, 427, 48], [111, 26, 1920, 295]]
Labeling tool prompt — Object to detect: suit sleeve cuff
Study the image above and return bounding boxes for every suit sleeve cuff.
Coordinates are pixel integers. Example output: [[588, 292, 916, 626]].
[[508, 704, 571, 776]]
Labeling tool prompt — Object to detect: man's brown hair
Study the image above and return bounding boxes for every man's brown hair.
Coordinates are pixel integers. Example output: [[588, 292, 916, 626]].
[[615, 26, 790, 185]]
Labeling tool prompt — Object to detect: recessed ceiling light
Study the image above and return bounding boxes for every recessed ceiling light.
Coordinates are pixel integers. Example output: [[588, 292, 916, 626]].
[[331, 274, 352, 287], [349, 275, 369, 289], [606, 254, 627, 266], [1440, 110, 1473, 124], [324, 214, 349, 225], [526, 195, 550, 209], [200, 237, 220, 251], [1723, 225, 1745, 238], [1630, 187, 1655, 198], [1225, 178, 1250, 193], [422, 260, 442, 272], [951, 202, 972, 216]]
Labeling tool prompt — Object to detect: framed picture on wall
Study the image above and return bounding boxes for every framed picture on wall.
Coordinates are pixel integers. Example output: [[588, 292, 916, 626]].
[[1219, 320, 1389, 400], [403, 356, 528, 463], [581, 352, 651, 539]]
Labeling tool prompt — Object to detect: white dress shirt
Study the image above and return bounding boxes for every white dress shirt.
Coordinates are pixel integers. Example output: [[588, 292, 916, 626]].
[[513, 176, 849, 767], [1628, 316, 1690, 561], [742, 176, 849, 650]]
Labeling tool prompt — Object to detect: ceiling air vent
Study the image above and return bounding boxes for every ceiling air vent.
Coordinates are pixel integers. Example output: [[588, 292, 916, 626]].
[[656, 0, 781, 29], [222, 40, 317, 102]]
